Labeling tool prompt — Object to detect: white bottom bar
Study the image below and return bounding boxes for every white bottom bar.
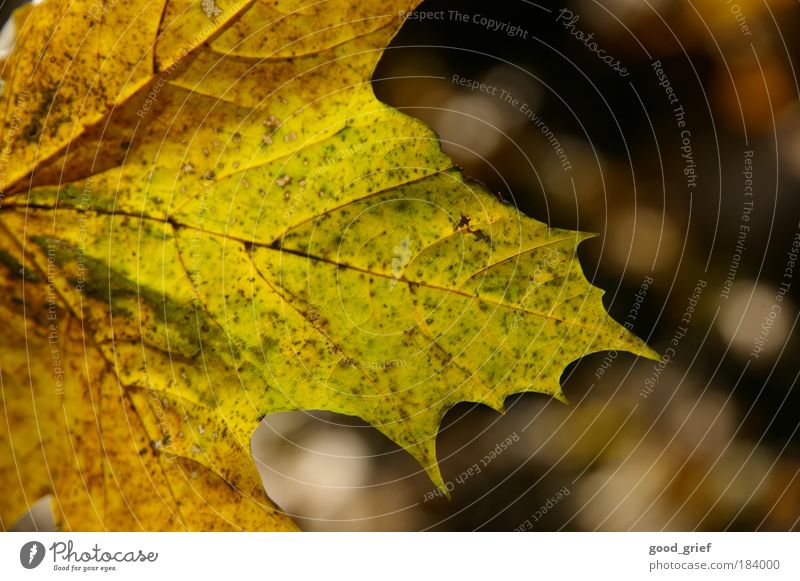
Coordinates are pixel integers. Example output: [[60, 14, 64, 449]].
[[1, 532, 797, 580]]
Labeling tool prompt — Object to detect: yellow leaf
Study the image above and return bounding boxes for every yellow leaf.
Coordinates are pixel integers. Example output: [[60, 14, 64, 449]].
[[0, 0, 657, 531]]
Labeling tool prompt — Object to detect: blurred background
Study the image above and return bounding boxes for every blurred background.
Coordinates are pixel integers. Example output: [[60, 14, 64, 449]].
[[6, 0, 800, 531]]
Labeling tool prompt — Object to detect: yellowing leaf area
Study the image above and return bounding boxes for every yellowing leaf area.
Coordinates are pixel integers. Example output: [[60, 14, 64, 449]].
[[0, 0, 656, 530]]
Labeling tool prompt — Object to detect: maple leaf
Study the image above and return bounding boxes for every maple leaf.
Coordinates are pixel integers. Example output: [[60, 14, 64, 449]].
[[0, 0, 657, 531]]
